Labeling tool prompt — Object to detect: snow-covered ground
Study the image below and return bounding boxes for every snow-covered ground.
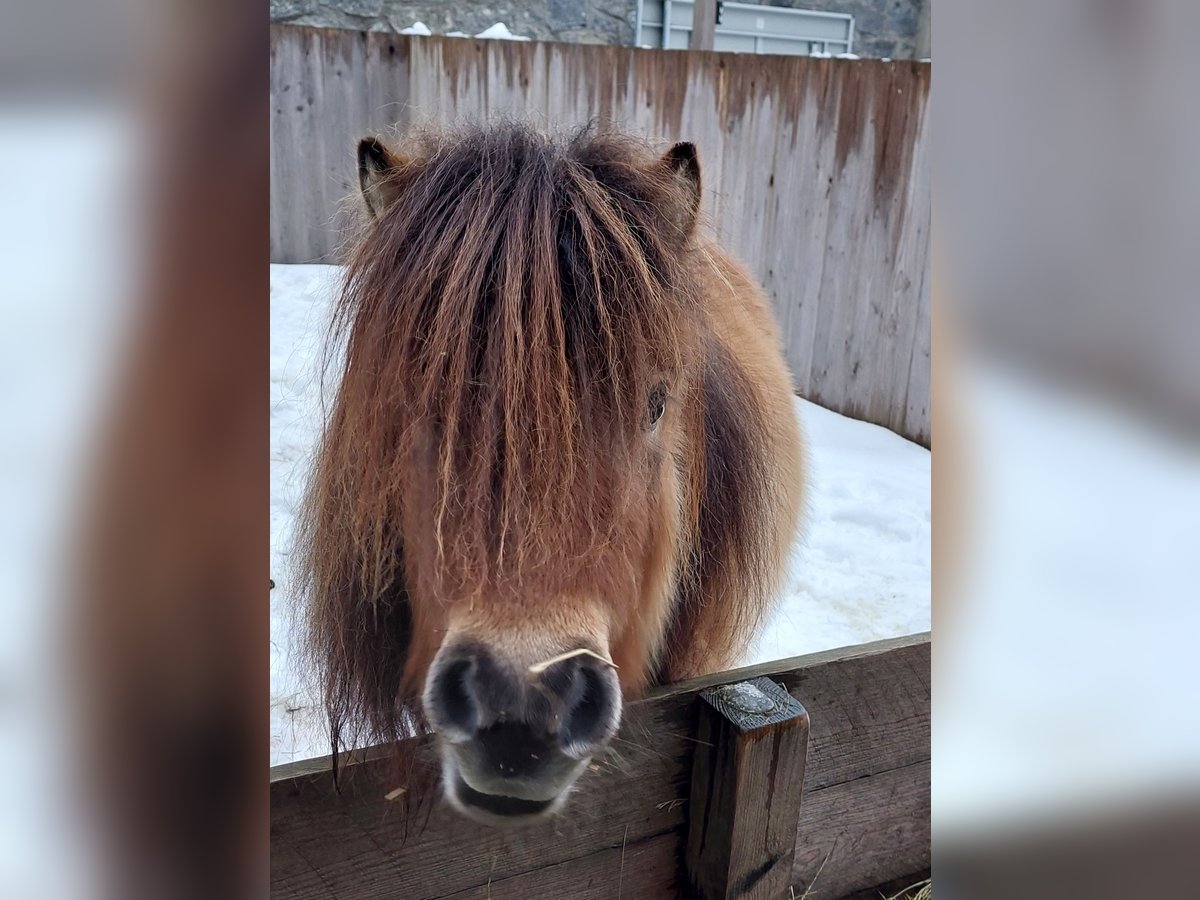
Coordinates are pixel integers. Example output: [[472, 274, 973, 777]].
[[270, 264, 931, 765]]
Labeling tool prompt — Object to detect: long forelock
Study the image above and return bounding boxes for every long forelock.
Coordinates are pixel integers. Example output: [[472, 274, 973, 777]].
[[330, 124, 700, 601]]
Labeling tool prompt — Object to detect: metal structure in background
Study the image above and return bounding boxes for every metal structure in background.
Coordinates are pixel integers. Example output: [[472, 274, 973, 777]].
[[636, 0, 854, 56]]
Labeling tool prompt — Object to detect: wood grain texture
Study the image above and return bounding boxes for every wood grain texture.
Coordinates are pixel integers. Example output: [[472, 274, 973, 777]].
[[834, 870, 930, 900], [268, 27, 931, 444], [438, 831, 680, 899], [685, 678, 809, 899], [270, 634, 929, 899], [793, 761, 931, 899], [271, 737, 689, 900]]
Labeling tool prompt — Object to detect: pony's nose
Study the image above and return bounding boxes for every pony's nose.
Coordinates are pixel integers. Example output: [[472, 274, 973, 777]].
[[536, 651, 622, 756], [423, 642, 620, 756]]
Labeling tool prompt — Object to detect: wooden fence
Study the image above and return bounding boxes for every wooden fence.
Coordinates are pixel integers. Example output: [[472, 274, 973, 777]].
[[269, 27, 931, 444], [270, 632, 930, 899]]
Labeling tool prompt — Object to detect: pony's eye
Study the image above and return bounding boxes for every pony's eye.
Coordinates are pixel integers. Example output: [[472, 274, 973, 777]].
[[647, 383, 667, 428]]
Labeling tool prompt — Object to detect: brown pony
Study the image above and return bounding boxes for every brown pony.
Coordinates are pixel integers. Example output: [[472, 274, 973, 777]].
[[298, 123, 805, 823]]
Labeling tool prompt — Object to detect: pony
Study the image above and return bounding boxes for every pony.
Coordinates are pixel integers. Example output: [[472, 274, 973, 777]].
[[298, 123, 806, 823]]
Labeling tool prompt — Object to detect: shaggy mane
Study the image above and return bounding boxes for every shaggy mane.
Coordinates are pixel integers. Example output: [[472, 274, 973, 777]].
[[296, 123, 706, 754]]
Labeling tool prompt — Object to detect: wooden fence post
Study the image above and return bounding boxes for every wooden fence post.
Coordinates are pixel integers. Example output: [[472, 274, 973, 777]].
[[690, 0, 717, 51], [684, 677, 810, 899]]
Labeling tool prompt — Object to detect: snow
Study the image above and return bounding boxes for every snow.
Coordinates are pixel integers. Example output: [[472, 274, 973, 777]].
[[270, 265, 341, 766], [474, 23, 531, 41], [809, 50, 832, 59], [270, 264, 930, 765], [398, 22, 432, 36], [434, 23, 532, 41], [834, 53, 861, 60], [745, 390, 931, 665], [935, 364, 1200, 834]]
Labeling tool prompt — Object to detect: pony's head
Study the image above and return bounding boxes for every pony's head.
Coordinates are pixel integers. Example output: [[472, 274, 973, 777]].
[[300, 124, 708, 823]]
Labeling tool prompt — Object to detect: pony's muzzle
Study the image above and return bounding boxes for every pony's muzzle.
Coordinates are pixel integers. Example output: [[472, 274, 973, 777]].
[[423, 640, 621, 823]]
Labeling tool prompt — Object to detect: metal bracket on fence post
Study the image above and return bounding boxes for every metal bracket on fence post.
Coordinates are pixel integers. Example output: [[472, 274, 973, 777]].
[[683, 677, 810, 899]]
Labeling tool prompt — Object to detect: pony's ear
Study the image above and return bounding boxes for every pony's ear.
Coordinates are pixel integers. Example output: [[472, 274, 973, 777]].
[[357, 136, 408, 218], [659, 142, 702, 240]]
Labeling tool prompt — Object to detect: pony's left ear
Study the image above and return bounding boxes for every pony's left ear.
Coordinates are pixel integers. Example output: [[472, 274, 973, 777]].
[[357, 136, 408, 219], [659, 142, 702, 240]]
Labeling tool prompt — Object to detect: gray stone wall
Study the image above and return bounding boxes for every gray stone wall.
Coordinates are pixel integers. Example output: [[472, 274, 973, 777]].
[[269, 0, 929, 59], [764, 0, 928, 59], [269, 0, 638, 45]]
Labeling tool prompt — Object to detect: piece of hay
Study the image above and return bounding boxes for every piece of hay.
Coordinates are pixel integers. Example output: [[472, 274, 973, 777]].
[[886, 878, 931, 900], [383, 787, 407, 802], [527, 647, 618, 676]]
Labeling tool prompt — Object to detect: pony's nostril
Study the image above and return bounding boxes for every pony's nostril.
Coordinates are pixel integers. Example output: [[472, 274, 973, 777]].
[[557, 662, 619, 753], [428, 657, 481, 738], [429, 643, 617, 754]]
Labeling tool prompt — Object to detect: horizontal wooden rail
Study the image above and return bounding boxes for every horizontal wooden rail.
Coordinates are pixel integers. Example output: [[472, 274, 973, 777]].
[[271, 632, 929, 899]]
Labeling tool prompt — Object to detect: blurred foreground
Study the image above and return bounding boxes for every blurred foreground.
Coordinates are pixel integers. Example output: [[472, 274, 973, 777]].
[[936, 1, 1200, 895], [1, 1, 265, 897], [0, 0, 1197, 897]]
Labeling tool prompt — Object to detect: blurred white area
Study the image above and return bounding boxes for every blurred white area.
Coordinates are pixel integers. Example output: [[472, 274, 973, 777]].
[[936, 2, 1200, 867], [0, 104, 140, 897], [940, 0, 1200, 427], [935, 360, 1200, 837]]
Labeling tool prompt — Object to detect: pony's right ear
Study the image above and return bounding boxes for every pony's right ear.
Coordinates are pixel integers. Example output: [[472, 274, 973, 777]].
[[658, 142, 702, 240], [357, 136, 408, 218]]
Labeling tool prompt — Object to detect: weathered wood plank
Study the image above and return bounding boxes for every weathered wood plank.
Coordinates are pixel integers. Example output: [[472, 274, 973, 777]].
[[834, 870, 931, 900], [270, 634, 929, 899], [439, 831, 680, 899], [267, 27, 931, 444], [633, 632, 930, 793], [792, 761, 931, 899], [271, 747, 687, 900], [684, 678, 810, 899], [270, 701, 689, 899]]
